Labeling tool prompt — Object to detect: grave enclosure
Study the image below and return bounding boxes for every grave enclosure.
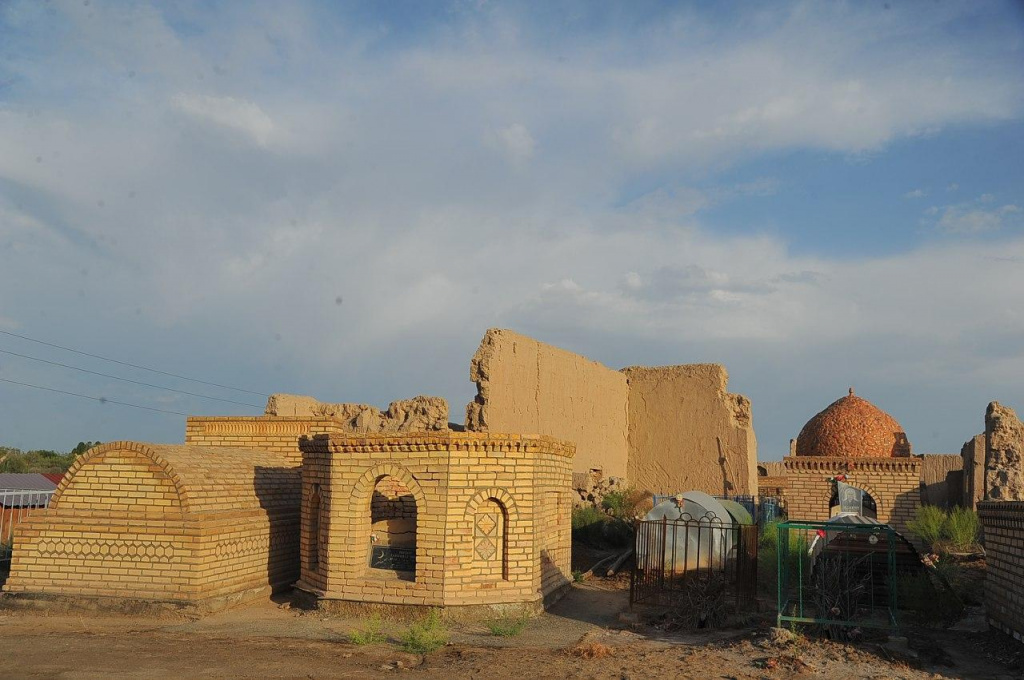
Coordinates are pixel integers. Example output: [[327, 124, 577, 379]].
[[2, 328, 760, 617]]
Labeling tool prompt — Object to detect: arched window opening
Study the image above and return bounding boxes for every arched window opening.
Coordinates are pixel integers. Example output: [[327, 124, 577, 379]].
[[829, 484, 878, 519], [368, 475, 417, 580]]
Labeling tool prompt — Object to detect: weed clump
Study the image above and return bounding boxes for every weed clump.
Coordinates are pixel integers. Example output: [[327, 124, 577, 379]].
[[399, 609, 448, 654], [348, 613, 386, 645], [484, 613, 529, 637]]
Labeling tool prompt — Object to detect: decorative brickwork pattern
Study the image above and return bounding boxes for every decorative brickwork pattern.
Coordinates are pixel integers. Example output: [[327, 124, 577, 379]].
[[3, 441, 300, 608], [795, 391, 911, 459], [296, 432, 573, 613], [782, 456, 921, 535], [978, 501, 1024, 642]]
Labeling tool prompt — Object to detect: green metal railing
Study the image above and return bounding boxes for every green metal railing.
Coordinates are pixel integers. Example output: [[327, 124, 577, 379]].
[[776, 520, 900, 632]]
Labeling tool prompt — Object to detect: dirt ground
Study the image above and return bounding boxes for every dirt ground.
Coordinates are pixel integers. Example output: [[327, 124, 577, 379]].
[[1, 580, 1022, 680]]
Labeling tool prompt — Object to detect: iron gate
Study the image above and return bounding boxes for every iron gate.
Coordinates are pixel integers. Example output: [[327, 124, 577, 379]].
[[630, 514, 758, 607]]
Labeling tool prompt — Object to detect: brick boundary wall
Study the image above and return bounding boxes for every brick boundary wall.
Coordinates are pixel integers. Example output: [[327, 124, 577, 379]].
[[979, 501, 1024, 642]]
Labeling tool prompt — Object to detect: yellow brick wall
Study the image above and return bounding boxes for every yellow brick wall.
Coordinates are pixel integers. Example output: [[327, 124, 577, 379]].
[[295, 432, 574, 610], [979, 501, 1024, 642], [782, 456, 921, 536], [185, 416, 341, 464]]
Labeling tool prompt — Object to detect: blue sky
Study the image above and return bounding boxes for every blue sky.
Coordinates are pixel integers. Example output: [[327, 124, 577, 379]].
[[0, 0, 1022, 460]]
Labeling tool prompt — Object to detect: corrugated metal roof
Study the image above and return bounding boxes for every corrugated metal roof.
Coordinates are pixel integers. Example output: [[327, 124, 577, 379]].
[[0, 473, 59, 491]]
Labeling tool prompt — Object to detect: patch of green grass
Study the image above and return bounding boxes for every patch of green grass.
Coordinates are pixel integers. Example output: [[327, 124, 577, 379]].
[[572, 569, 585, 583], [944, 507, 980, 552], [908, 505, 946, 549], [348, 613, 386, 645], [399, 608, 449, 654], [485, 613, 529, 637]]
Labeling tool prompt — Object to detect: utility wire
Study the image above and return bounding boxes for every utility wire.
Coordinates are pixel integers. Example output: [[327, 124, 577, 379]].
[[0, 329, 266, 397], [0, 348, 263, 409], [0, 377, 189, 416]]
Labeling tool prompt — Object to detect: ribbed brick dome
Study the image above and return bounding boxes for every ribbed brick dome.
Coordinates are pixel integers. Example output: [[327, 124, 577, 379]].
[[795, 388, 911, 458]]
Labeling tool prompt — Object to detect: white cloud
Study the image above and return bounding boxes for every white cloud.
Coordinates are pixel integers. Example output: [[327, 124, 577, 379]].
[[903, 189, 926, 199], [494, 123, 536, 163], [173, 94, 277, 147], [0, 0, 1021, 455], [931, 196, 1021, 234]]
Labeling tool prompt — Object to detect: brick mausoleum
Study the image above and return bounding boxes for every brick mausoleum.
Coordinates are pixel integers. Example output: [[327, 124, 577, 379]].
[[295, 432, 573, 617], [782, 389, 921, 535]]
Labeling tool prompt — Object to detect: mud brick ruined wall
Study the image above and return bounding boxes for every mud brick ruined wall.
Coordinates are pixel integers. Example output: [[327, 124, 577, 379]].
[[986, 402, 1024, 501], [979, 501, 1024, 642], [3, 442, 299, 610], [622, 364, 757, 496], [783, 456, 921, 536], [961, 433, 986, 510], [919, 454, 964, 509], [265, 395, 450, 432], [465, 329, 758, 495], [465, 329, 629, 479], [296, 432, 573, 613]]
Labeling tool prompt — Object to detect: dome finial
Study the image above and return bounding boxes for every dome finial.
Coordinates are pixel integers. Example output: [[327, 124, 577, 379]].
[[848, 386, 854, 397]]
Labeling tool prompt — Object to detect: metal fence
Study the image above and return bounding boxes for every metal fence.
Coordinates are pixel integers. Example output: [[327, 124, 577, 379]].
[[776, 520, 906, 633], [630, 513, 758, 608], [1, 489, 54, 567]]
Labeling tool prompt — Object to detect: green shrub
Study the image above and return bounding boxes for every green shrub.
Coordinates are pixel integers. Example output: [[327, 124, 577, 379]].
[[943, 507, 980, 552], [348, 613, 387, 645], [908, 505, 946, 548], [484, 613, 529, 637], [399, 609, 448, 654], [572, 569, 585, 583], [571, 505, 633, 548], [571, 505, 604, 530], [600, 488, 653, 521]]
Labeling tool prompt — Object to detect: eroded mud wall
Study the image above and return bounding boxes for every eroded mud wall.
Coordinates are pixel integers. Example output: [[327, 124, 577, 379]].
[[621, 364, 757, 496], [465, 329, 629, 478]]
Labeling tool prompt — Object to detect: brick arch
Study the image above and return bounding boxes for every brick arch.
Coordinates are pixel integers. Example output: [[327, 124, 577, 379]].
[[51, 441, 189, 513], [466, 488, 516, 580], [465, 487, 518, 521], [822, 478, 883, 515], [351, 463, 427, 514], [347, 464, 427, 579]]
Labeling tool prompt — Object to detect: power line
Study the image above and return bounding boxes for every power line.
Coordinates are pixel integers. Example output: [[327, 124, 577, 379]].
[[0, 348, 263, 409], [0, 328, 266, 397], [0, 377, 189, 416]]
